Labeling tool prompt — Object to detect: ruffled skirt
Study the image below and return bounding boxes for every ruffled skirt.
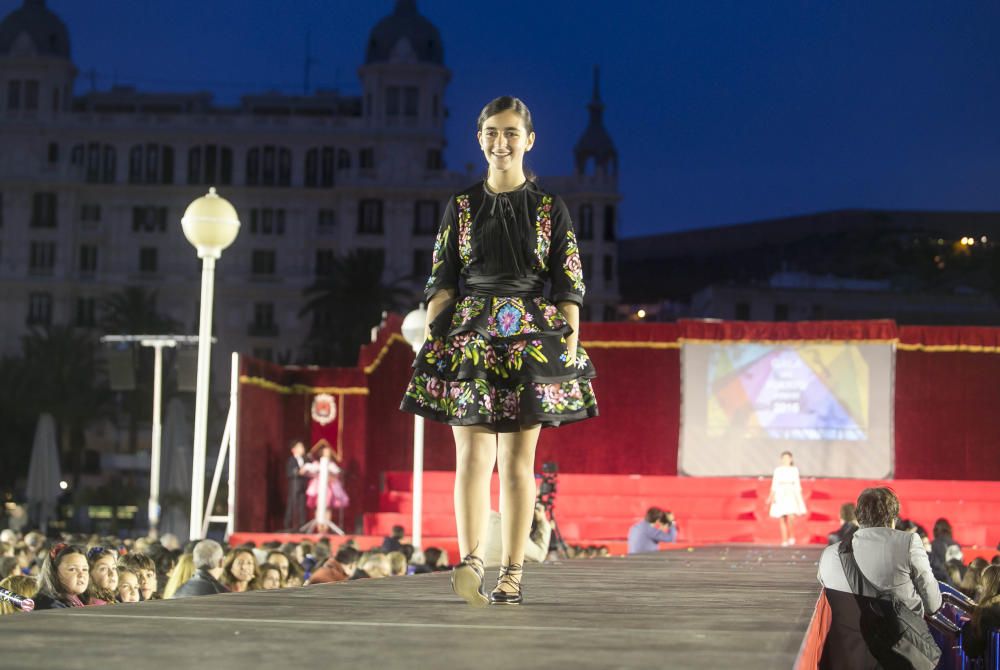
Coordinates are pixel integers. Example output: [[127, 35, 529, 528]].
[[400, 295, 598, 432]]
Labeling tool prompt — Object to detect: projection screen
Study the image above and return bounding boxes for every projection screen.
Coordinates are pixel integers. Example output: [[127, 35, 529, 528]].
[[678, 341, 894, 478]]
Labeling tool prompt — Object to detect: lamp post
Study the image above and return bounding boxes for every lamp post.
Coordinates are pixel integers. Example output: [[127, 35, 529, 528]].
[[401, 304, 428, 548], [181, 187, 240, 540]]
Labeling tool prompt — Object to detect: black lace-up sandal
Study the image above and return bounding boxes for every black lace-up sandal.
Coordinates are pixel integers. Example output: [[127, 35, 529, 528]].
[[451, 553, 488, 607], [489, 562, 523, 606]]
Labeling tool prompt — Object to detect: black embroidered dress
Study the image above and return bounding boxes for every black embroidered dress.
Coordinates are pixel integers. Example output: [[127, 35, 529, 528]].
[[400, 179, 599, 432]]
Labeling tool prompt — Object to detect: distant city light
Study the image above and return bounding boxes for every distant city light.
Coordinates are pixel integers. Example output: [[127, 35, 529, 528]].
[[59, 480, 68, 490], [960, 237, 975, 246], [982, 236, 988, 244], [637, 309, 647, 319]]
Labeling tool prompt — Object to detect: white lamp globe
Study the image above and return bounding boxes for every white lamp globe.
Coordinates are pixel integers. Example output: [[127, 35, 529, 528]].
[[402, 304, 428, 351], [181, 187, 241, 259]]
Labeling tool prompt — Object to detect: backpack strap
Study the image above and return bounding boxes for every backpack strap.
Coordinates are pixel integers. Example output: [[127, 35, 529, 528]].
[[838, 534, 885, 600]]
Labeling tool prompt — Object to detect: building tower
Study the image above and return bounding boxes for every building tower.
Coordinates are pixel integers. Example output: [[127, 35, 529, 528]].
[[0, 0, 76, 120], [573, 66, 617, 179]]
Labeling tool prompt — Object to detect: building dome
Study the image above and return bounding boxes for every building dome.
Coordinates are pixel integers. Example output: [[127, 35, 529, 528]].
[[365, 0, 443, 65], [0, 0, 70, 59]]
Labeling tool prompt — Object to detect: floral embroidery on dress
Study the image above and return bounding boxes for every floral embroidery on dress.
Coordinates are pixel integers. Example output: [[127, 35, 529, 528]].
[[450, 296, 486, 330], [425, 221, 450, 292], [456, 194, 472, 265], [562, 228, 586, 296], [534, 299, 567, 330], [486, 298, 539, 338], [533, 196, 553, 271], [535, 380, 593, 414]]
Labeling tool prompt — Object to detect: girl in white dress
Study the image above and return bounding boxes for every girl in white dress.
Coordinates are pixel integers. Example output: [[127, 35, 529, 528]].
[[766, 451, 807, 546]]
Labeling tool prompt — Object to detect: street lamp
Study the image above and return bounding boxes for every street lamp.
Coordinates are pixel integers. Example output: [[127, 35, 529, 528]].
[[181, 187, 240, 540], [401, 304, 428, 548]]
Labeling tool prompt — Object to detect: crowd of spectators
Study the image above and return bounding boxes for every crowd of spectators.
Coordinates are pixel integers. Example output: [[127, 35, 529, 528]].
[[0, 527, 457, 614]]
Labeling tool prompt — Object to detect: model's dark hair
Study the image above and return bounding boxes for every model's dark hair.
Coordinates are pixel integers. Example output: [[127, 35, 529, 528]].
[[288, 438, 305, 451], [644, 507, 665, 524], [781, 451, 794, 465], [38, 543, 87, 602], [839, 503, 857, 523], [855, 487, 900, 528], [477, 95, 537, 183], [335, 546, 361, 566]]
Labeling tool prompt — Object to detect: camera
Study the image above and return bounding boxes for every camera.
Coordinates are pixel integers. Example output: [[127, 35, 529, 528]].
[[536, 462, 559, 513]]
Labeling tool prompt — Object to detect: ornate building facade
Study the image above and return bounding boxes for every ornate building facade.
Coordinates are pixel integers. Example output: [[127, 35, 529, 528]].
[[0, 0, 620, 370]]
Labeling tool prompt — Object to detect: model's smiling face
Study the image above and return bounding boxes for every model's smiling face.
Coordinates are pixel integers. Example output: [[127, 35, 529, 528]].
[[478, 109, 534, 174]]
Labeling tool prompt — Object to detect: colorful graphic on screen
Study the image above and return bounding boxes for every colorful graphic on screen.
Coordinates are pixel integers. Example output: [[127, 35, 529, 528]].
[[707, 344, 869, 441]]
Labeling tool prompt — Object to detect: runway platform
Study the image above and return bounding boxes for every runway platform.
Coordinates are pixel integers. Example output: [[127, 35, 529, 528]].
[[1, 546, 823, 670]]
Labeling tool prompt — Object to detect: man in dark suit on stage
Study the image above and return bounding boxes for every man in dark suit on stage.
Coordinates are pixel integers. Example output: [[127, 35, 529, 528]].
[[284, 440, 309, 529]]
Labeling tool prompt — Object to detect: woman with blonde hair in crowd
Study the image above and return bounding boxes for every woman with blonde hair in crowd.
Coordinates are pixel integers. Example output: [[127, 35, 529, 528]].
[[220, 548, 259, 593], [0, 574, 38, 615], [33, 543, 90, 609], [162, 553, 196, 599], [84, 546, 119, 605]]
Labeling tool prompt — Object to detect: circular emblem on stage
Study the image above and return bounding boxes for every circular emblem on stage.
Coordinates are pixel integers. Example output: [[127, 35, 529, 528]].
[[311, 393, 337, 425]]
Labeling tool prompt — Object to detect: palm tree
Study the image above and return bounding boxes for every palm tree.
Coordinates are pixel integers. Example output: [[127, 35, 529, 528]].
[[300, 249, 410, 366]]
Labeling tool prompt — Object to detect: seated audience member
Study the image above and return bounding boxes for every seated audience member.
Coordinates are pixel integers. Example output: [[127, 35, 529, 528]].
[[0, 574, 38, 615], [483, 503, 553, 567], [946, 559, 966, 588], [161, 553, 195, 600], [84, 546, 119, 605], [350, 553, 390, 580], [381, 525, 406, 553], [828, 503, 859, 545], [118, 552, 159, 601], [962, 564, 1000, 660], [960, 557, 990, 599], [818, 487, 941, 668], [930, 517, 960, 581], [0, 556, 18, 579], [117, 567, 141, 603], [265, 550, 291, 584], [33, 543, 90, 609], [147, 544, 179, 598], [13, 543, 35, 576], [627, 507, 678, 555], [284, 559, 305, 587], [172, 540, 229, 599], [422, 547, 448, 572], [220, 547, 259, 593], [256, 563, 283, 590], [386, 551, 408, 577]]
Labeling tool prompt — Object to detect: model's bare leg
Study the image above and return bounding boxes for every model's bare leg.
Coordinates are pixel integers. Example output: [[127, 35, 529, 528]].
[[786, 514, 795, 545], [453, 425, 497, 561], [495, 424, 541, 597], [779, 516, 789, 545]]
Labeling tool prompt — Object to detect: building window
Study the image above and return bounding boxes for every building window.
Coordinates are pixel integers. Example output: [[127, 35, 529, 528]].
[[603, 254, 614, 282], [357, 199, 383, 235], [249, 208, 286, 235], [317, 209, 336, 236], [735, 303, 751, 321], [251, 249, 276, 276], [403, 86, 419, 117], [604, 205, 616, 241], [52, 87, 59, 113], [251, 302, 277, 336], [426, 149, 443, 171], [27, 292, 52, 325], [413, 249, 431, 278], [74, 144, 117, 184], [47, 143, 58, 164], [246, 146, 291, 186], [76, 298, 96, 328], [132, 206, 168, 232], [31, 192, 57, 228], [79, 245, 98, 276], [187, 145, 233, 185], [80, 203, 101, 223], [305, 147, 335, 187], [315, 249, 335, 277], [774, 303, 789, 322], [337, 149, 351, 170], [359, 148, 375, 170], [139, 247, 158, 274], [578, 204, 594, 240], [29, 242, 56, 275], [413, 200, 439, 235], [582, 253, 592, 281], [24, 80, 39, 110], [385, 86, 400, 117], [128, 144, 174, 184], [7, 80, 20, 110]]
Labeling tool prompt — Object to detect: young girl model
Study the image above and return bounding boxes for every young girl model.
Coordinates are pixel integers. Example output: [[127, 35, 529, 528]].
[[766, 451, 807, 546], [401, 96, 598, 606]]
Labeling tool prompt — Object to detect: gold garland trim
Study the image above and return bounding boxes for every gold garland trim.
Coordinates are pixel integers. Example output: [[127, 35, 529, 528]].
[[896, 343, 1000, 354], [239, 375, 369, 396], [363, 333, 407, 375], [583, 340, 681, 349], [678, 337, 900, 346]]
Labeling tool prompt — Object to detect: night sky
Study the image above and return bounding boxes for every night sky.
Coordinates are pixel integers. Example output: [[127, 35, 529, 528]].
[[17, 0, 1000, 237]]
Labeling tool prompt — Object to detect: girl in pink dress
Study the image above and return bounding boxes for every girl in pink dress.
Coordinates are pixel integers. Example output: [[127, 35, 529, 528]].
[[303, 446, 350, 513]]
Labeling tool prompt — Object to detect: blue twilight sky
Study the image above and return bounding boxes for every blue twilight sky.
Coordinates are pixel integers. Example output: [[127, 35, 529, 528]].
[[15, 0, 1000, 237]]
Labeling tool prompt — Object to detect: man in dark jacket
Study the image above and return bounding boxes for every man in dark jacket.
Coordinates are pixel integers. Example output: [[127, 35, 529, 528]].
[[284, 441, 309, 530], [173, 540, 229, 598]]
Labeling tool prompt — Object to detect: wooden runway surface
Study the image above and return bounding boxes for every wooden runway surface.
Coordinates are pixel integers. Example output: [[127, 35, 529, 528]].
[[0, 545, 823, 670]]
